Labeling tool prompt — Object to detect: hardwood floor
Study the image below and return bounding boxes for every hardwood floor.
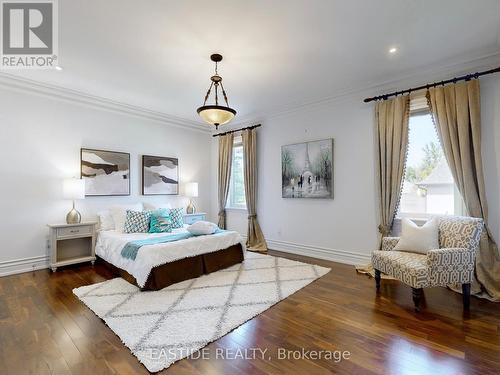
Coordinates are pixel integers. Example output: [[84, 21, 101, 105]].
[[1, 250, 499, 375]]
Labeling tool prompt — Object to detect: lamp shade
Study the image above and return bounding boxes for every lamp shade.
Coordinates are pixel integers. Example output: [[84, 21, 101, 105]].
[[185, 182, 199, 198], [197, 105, 236, 127], [63, 178, 85, 200]]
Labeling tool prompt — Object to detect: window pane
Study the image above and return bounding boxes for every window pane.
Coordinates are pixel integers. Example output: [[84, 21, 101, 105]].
[[227, 144, 246, 209], [399, 113, 457, 218]]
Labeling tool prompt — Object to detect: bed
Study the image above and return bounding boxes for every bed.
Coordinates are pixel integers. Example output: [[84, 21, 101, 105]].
[[95, 226, 245, 290]]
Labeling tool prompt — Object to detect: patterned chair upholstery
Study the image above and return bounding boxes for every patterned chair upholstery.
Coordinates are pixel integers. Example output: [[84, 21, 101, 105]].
[[372, 216, 483, 311]]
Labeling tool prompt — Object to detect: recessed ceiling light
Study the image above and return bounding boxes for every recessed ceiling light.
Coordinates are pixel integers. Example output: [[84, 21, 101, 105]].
[[389, 47, 398, 54], [55, 66, 63, 71]]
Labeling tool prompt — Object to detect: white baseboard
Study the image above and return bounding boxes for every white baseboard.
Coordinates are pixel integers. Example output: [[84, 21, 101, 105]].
[[0, 239, 370, 277], [0, 255, 49, 277], [265, 238, 371, 265]]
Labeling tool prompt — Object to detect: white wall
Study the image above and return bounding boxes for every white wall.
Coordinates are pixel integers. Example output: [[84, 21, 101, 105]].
[[2, 66, 499, 276], [215, 74, 500, 264], [213, 95, 378, 264], [0, 87, 212, 274]]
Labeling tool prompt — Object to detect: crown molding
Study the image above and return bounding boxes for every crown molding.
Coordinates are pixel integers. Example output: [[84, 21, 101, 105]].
[[0, 72, 212, 134], [2, 51, 500, 132], [234, 50, 500, 124]]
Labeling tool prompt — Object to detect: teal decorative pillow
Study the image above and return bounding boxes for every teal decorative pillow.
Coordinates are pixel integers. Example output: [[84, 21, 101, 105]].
[[149, 209, 172, 233], [169, 208, 184, 229], [123, 210, 151, 233]]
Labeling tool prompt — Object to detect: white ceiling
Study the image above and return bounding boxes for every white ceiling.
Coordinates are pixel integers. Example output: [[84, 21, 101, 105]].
[[6, 0, 500, 124]]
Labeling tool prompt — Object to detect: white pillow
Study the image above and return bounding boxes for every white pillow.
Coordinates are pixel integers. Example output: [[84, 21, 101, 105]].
[[393, 218, 439, 254], [110, 203, 144, 232], [97, 210, 114, 231], [187, 221, 218, 236], [143, 202, 172, 211]]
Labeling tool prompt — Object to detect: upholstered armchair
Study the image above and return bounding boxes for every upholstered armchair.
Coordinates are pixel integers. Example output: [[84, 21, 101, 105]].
[[372, 216, 483, 311]]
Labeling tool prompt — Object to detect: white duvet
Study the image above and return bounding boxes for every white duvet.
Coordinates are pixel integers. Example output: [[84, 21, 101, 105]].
[[95, 226, 244, 287]]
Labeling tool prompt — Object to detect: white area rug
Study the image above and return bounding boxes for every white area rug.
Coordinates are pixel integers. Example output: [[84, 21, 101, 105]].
[[73, 252, 330, 372]]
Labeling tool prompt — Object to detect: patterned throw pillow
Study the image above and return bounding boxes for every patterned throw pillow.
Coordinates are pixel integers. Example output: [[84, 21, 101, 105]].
[[169, 208, 184, 229], [149, 209, 172, 233], [123, 210, 151, 233]]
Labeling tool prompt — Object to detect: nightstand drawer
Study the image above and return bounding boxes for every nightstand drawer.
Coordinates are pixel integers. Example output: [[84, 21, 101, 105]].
[[183, 213, 206, 225], [57, 225, 92, 238]]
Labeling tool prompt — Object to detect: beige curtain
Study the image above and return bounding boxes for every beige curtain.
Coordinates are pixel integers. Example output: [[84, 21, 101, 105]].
[[218, 133, 234, 229], [427, 80, 500, 301], [376, 96, 410, 243], [356, 96, 409, 276], [242, 128, 267, 252]]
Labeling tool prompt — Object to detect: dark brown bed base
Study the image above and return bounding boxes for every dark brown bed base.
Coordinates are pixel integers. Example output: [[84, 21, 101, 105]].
[[98, 243, 244, 291]]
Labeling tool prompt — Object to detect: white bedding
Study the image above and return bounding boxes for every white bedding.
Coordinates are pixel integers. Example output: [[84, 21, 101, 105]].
[[95, 226, 244, 287]]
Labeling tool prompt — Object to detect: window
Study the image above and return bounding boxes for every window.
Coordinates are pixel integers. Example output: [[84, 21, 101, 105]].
[[226, 138, 247, 209], [398, 111, 465, 219]]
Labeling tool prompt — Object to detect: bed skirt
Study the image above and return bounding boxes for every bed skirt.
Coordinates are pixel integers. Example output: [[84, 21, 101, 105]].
[[97, 243, 244, 291]]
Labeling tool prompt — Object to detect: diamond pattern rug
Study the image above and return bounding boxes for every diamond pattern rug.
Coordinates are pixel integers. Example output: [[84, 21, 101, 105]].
[[73, 252, 330, 372]]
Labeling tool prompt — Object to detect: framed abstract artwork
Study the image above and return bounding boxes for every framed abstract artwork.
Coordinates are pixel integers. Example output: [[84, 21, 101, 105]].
[[142, 155, 179, 195], [281, 138, 334, 199], [80, 148, 130, 196]]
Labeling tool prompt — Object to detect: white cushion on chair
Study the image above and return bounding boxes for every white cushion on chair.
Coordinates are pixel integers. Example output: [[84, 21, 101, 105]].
[[393, 218, 439, 254]]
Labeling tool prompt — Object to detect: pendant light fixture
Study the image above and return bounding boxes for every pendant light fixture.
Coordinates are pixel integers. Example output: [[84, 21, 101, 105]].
[[197, 54, 236, 129]]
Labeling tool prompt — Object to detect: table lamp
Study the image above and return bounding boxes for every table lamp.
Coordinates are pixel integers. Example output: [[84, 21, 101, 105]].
[[185, 182, 198, 214], [63, 178, 85, 224]]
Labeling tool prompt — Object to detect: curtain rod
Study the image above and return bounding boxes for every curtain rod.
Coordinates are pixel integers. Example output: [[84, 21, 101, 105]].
[[363, 66, 500, 103], [212, 124, 262, 137]]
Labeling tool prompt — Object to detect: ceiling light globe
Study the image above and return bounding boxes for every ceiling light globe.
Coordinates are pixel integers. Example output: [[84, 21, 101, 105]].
[[197, 54, 236, 129], [197, 105, 236, 128]]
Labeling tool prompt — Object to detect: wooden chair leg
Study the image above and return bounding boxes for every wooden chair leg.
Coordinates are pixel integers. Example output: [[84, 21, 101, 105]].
[[374, 269, 381, 290], [412, 288, 423, 312], [462, 283, 471, 310]]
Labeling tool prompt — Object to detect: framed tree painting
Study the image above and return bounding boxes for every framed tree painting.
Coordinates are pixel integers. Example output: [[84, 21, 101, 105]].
[[281, 138, 334, 199], [81, 148, 130, 196], [142, 155, 179, 195]]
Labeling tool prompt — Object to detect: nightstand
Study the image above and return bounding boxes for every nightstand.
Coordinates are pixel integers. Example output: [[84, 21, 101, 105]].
[[183, 212, 207, 225], [48, 222, 97, 272]]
